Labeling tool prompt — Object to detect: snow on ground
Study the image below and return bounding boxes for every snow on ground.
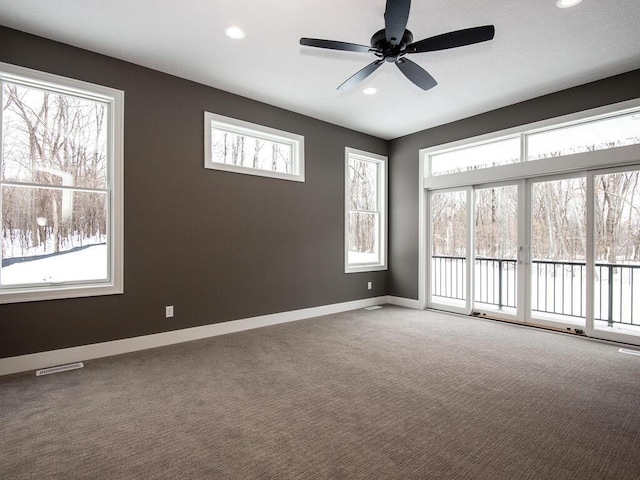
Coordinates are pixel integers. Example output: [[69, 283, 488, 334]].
[[348, 251, 379, 265], [3, 232, 105, 259], [1, 244, 107, 285]]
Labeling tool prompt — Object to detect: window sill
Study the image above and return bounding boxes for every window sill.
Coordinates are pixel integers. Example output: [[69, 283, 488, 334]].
[[0, 283, 123, 304]]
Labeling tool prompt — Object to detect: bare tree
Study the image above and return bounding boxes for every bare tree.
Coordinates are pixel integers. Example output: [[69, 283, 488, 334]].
[[2, 83, 107, 257], [348, 160, 377, 255], [252, 139, 263, 169]]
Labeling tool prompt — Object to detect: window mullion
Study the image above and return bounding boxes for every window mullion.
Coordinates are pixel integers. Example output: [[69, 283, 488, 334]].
[[1, 180, 108, 194]]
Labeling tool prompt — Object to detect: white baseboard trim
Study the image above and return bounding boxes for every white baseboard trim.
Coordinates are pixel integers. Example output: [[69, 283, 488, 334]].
[[0, 296, 388, 377], [386, 296, 422, 309]]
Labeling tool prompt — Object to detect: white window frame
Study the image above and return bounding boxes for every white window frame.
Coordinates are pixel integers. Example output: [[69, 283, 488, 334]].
[[418, 97, 640, 310], [204, 112, 305, 182], [422, 98, 640, 191], [345, 147, 388, 273], [0, 62, 124, 304]]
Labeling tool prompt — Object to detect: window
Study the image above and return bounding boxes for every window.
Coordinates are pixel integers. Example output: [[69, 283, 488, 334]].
[[0, 62, 124, 303], [527, 112, 640, 160], [204, 112, 304, 182], [430, 137, 520, 176], [345, 148, 387, 273], [425, 101, 640, 180]]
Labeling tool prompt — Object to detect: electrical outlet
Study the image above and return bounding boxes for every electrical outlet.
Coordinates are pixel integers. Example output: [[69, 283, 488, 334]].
[[367, 282, 372, 290], [165, 305, 174, 318]]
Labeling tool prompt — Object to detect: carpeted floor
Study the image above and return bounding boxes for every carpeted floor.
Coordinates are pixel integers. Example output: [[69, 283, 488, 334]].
[[1, 306, 639, 479]]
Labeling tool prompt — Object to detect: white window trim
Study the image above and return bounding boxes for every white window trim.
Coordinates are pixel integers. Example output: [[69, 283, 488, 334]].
[[204, 112, 305, 182], [418, 97, 640, 310], [0, 62, 124, 304], [422, 98, 640, 191], [344, 147, 388, 273]]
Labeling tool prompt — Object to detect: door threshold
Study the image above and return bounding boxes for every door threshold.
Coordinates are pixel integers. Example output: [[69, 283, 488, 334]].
[[462, 310, 640, 349], [471, 311, 585, 336]]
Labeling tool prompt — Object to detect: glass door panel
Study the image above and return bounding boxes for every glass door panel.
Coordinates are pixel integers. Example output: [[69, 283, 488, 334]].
[[473, 184, 519, 317], [530, 177, 587, 328], [429, 189, 468, 312], [425, 163, 640, 347], [593, 168, 640, 339]]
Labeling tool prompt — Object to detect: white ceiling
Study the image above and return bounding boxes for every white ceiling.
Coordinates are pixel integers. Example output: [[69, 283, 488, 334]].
[[1, 0, 640, 140]]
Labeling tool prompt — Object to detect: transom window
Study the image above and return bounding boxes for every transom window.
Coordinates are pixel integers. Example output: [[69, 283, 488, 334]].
[[428, 103, 640, 177], [0, 62, 123, 304], [204, 112, 304, 182], [526, 112, 640, 160], [345, 148, 387, 273]]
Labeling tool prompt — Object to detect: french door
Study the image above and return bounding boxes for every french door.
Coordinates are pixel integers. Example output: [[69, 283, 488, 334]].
[[428, 181, 525, 321], [427, 168, 640, 346], [429, 188, 471, 315], [473, 182, 523, 321], [528, 174, 587, 331], [588, 166, 640, 344]]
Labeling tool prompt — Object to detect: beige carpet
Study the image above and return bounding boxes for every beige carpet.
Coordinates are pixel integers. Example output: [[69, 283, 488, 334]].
[[1, 306, 639, 479]]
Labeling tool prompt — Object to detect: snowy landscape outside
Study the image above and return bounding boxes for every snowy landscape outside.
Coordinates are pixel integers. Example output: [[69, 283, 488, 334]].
[[1, 81, 109, 287], [347, 155, 380, 266], [210, 128, 293, 174], [430, 162, 640, 333]]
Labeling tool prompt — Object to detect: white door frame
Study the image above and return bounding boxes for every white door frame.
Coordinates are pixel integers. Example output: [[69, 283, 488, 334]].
[[526, 172, 589, 332], [470, 180, 526, 323], [586, 165, 640, 346], [425, 186, 473, 315], [421, 167, 640, 347]]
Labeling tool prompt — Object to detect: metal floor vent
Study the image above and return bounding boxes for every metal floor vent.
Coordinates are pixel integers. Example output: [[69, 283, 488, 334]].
[[619, 348, 640, 357], [36, 362, 84, 376], [364, 306, 383, 311]]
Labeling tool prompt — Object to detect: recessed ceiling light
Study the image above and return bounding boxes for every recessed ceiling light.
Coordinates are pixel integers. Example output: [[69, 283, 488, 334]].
[[557, 0, 583, 8], [225, 26, 246, 39], [363, 87, 377, 95]]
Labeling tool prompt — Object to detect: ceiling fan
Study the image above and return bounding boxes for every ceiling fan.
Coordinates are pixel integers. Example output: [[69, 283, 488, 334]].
[[300, 0, 495, 91]]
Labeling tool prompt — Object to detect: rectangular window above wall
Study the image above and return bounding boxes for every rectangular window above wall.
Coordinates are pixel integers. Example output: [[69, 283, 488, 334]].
[[424, 100, 640, 184], [204, 112, 304, 182], [345, 147, 387, 273], [0, 62, 124, 304]]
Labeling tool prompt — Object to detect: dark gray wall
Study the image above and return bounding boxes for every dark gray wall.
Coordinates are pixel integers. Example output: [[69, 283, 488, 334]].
[[388, 69, 640, 300], [3, 25, 639, 359], [0, 27, 388, 358]]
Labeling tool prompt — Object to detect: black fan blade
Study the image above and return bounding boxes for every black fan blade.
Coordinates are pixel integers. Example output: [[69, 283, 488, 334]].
[[396, 58, 437, 90], [337, 60, 384, 91], [405, 25, 495, 54], [385, 0, 411, 45], [300, 38, 372, 53]]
